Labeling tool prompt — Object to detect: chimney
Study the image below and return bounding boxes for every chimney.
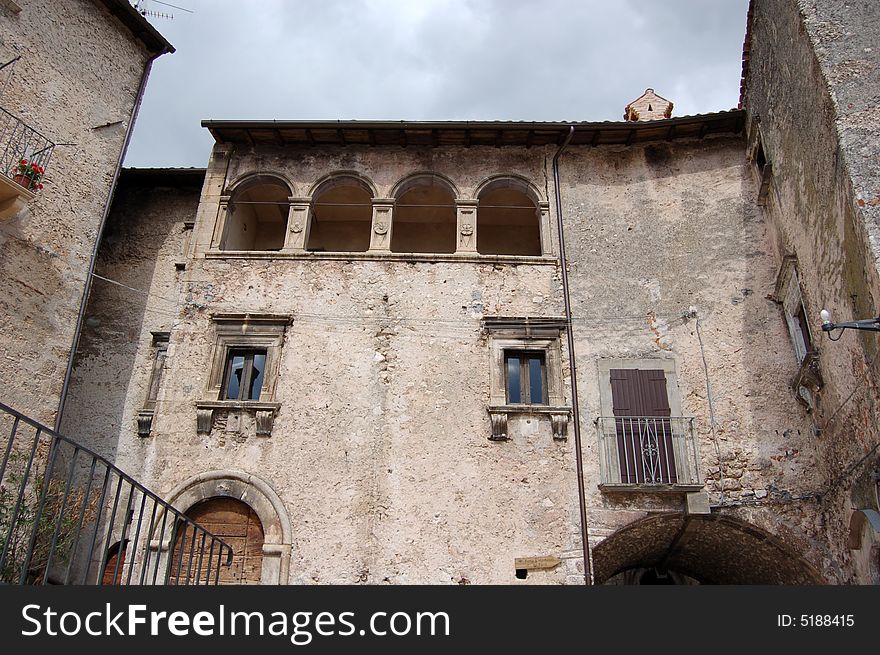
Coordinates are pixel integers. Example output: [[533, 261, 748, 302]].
[[624, 88, 674, 121]]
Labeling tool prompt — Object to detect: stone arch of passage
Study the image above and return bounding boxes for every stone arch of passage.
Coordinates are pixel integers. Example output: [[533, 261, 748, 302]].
[[165, 470, 292, 585], [592, 513, 825, 585]]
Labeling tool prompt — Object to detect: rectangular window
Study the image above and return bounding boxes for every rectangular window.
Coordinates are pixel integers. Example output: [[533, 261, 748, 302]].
[[222, 349, 267, 400], [144, 333, 169, 410], [505, 351, 547, 405]]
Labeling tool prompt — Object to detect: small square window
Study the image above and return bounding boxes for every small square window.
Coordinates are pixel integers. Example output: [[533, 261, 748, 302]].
[[221, 349, 267, 400], [505, 351, 547, 405]]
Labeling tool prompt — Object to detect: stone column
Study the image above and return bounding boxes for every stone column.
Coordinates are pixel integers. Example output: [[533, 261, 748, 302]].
[[282, 197, 312, 252], [209, 195, 231, 250], [369, 198, 395, 252], [538, 200, 551, 256], [456, 199, 479, 254]]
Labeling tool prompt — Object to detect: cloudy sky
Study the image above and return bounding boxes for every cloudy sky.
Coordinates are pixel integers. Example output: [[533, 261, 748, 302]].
[[125, 0, 750, 168]]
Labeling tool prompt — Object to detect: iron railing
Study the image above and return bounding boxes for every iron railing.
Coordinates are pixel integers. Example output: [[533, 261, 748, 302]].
[[596, 416, 702, 486], [0, 401, 233, 585], [0, 106, 54, 193]]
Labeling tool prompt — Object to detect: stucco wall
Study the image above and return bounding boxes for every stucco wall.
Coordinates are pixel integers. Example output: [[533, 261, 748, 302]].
[[0, 0, 153, 425]]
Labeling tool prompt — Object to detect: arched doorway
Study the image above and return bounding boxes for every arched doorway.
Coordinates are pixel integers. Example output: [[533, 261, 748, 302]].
[[592, 513, 825, 584], [101, 540, 128, 585], [170, 497, 265, 585], [164, 470, 292, 585]]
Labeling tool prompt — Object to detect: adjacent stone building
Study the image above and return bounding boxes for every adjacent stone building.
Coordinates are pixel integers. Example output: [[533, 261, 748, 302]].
[[19, 0, 880, 584], [0, 0, 172, 427]]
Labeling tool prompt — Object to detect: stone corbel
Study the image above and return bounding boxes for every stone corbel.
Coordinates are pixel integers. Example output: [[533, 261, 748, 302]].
[[550, 412, 569, 441], [369, 198, 395, 251], [488, 410, 509, 441], [283, 197, 312, 251], [455, 199, 479, 254], [136, 410, 154, 438], [196, 407, 215, 435], [255, 409, 275, 437]]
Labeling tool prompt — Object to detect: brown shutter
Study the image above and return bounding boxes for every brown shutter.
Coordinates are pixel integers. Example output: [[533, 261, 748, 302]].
[[609, 368, 676, 484]]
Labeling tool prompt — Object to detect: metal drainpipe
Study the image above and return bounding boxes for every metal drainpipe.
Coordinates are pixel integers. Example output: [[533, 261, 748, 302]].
[[552, 125, 593, 585], [55, 49, 169, 432]]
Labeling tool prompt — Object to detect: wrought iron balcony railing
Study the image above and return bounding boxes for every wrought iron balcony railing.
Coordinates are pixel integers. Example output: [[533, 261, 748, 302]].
[[0, 401, 233, 585], [596, 416, 702, 487], [0, 106, 54, 194]]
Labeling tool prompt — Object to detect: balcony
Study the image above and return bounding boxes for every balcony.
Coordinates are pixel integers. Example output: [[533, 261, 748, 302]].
[[0, 401, 233, 584], [596, 416, 702, 491], [0, 106, 54, 218]]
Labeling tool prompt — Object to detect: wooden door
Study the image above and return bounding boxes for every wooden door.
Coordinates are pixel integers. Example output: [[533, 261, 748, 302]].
[[170, 497, 264, 585], [610, 368, 676, 484], [101, 541, 127, 585]]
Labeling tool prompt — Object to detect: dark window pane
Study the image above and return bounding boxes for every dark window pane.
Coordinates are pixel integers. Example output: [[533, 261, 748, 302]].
[[249, 353, 266, 400], [507, 356, 521, 403], [225, 354, 245, 399], [528, 356, 544, 404]]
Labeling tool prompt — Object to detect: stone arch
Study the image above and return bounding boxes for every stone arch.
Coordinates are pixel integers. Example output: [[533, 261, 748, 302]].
[[472, 173, 543, 205], [592, 513, 825, 584], [165, 470, 292, 585], [226, 171, 293, 196], [307, 172, 375, 252], [389, 171, 459, 200], [389, 172, 458, 254], [307, 170, 377, 199], [221, 173, 292, 251], [473, 174, 544, 256]]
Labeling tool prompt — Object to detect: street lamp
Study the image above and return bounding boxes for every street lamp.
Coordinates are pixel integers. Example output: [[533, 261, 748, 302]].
[[820, 309, 880, 341]]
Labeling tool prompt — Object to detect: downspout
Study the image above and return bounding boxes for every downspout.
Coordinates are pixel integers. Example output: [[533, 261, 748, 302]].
[[55, 48, 169, 432], [552, 126, 593, 585]]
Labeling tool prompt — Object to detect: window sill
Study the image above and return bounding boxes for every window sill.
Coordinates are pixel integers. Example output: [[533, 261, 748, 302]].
[[598, 483, 704, 494], [487, 405, 571, 441], [791, 350, 822, 409], [204, 250, 558, 266], [195, 400, 281, 437]]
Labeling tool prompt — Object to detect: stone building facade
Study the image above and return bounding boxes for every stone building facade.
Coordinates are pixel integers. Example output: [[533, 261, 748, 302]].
[[0, 0, 172, 427], [28, 0, 880, 584]]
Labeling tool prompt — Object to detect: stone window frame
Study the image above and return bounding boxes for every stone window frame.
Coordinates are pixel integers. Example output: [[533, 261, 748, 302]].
[[748, 124, 773, 206], [482, 317, 570, 442], [595, 357, 702, 491], [773, 255, 822, 408], [195, 313, 292, 437], [137, 331, 170, 438]]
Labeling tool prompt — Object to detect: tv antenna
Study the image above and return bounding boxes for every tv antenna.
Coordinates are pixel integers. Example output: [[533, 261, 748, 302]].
[[132, 0, 193, 21]]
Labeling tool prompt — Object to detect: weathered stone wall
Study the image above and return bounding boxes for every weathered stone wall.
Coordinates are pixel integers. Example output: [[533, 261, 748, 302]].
[[560, 136, 834, 581], [744, 0, 880, 582], [65, 146, 590, 584], [0, 0, 153, 425], [63, 123, 840, 584]]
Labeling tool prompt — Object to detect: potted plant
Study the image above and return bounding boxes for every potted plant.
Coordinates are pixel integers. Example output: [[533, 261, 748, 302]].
[[12, 159, 45, 191]]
